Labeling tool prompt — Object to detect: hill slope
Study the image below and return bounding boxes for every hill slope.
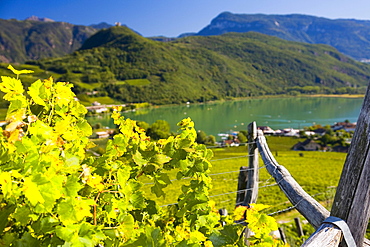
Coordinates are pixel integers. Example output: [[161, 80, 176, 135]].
[[30, 26, 370, 105], [196, 12, 370, 61], [0, 19, 98, 63]]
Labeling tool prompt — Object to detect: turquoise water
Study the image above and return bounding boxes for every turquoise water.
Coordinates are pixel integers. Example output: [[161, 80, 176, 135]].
[[87, 97, 364, 137]]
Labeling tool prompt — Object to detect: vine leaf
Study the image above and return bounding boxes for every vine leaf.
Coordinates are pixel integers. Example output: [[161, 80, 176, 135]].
[[0, 204, 16, 234], [57, 197, 94, 224], [27, 79, 47, 107], [7, 65, 34, 76], [0, 76, 24, 101], [151, 173, 171, 198], [23, 179, 45, 206]]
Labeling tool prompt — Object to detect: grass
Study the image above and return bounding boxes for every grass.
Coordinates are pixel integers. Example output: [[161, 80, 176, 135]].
[[74, 81, 102, 90], [77, 95, 119, 106], [92, 97, 118, 104], [125, 79, 151, 86]]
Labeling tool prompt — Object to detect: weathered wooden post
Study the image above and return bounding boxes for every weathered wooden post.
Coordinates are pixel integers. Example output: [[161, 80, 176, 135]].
[[236, 122, 260, 245], [243, 121, 259, 206], [236, 166, 248, 206], [330, 88, 370, 247], [295, 217, 304, 237], [279, 227, 287, 244], [302, 85, 370, 247]]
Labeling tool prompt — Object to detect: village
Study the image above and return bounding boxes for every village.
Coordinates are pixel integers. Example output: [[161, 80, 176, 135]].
[[85, 97, 357, 154], [219, 121, 356, 152]]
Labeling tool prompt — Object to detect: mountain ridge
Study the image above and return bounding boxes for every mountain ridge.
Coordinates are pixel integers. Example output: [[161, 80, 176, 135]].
[[4, 13, 370, 63], [195, 12, 370, 60], [27, 26, 370, 105]]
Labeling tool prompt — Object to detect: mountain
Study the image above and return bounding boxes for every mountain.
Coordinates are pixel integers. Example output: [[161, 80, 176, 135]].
[[27, 26, 370, 105], [196, 12, 370, 61], [0, 19, 98, 63], [89, 22, 113, 30], [25, 16, 55, 22]]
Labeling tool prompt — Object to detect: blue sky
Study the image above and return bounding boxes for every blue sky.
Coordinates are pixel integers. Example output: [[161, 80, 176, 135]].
[[1, 0, 370, 37]]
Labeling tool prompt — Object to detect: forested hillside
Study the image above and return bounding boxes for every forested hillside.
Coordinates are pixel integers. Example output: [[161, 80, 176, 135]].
[[0, 19, 97, 63], [26, 26, 370, 105]]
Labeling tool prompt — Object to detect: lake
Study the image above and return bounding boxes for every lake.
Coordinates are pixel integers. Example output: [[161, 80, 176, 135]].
[[87, 96, 364, 137]]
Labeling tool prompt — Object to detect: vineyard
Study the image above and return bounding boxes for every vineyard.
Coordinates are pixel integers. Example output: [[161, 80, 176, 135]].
[[0, 67, 293, 246], [141, 143, 345, 216]]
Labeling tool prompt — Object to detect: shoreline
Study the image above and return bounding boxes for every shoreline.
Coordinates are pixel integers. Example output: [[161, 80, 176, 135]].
[[147, 93, 365, 109], [0, 93, 365, 120]]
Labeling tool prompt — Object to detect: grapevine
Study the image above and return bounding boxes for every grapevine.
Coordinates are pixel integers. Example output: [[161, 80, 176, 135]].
[[0, 65, 286, 246]]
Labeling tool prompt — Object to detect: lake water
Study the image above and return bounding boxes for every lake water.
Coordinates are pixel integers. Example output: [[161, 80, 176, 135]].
[[87, 96, 364, 137]]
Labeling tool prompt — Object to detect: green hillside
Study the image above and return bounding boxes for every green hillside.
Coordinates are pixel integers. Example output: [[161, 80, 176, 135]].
[[0, 19, 97, 63], [24, 26, 370, 104]]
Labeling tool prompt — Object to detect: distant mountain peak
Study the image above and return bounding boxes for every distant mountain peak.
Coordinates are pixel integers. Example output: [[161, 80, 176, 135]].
[[196, 12, 370, 60], [25, 16, 55, 22], [89, 22, 113, 30]]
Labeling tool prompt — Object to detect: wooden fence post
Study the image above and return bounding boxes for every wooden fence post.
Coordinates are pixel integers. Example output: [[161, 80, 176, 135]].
[[295, 217, 304, 237], [330, 86, 370, 247], [279, 227, 287, 244], [302, 86, 370, 247], [236, 122, 259, 245], [243, 121, 259, 206], [236, 166, 248, 206]]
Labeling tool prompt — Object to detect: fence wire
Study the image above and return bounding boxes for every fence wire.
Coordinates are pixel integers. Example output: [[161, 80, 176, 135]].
[[155, 139, 338, 228]]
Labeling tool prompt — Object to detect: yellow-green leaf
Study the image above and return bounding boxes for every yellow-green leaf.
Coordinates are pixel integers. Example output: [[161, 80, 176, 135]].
[[0, 172, 13, 198], [7, 65, 34, 75], [23, 178, 45, 206], [27, 79, 47, 107], [54, 82, 74, 106], [0, 76, 24, 100], [57, 197, 94, 224]]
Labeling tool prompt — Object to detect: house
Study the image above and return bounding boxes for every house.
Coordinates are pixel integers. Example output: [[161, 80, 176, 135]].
[[282, 128, 300, 137], [258, 126, 275, 135], [93, 107, 109, 114], [222, 138, 240, 147], [86, 91, 99, 96], [332, 145, 349, 153], [95, 131, 110, 139], [292, 139, 321, 151], [303, 131, 316, 136], [274, 129, 283, 135], [312, 128, 326, 136], [331, 122, 357, 132]]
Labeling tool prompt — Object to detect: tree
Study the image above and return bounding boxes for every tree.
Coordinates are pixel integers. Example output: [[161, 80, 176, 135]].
[[196, 130, 207, 144], [237, 132, 247, 143], [136, 120, 149, 131], [320, 133, 334, 146], [146, 119, 171, 140], [205, 135, 216, 145]]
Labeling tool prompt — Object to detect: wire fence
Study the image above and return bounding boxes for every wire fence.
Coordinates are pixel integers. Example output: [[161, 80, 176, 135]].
[[154, 139, 338, 228], [156, 152, 268, 208]]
